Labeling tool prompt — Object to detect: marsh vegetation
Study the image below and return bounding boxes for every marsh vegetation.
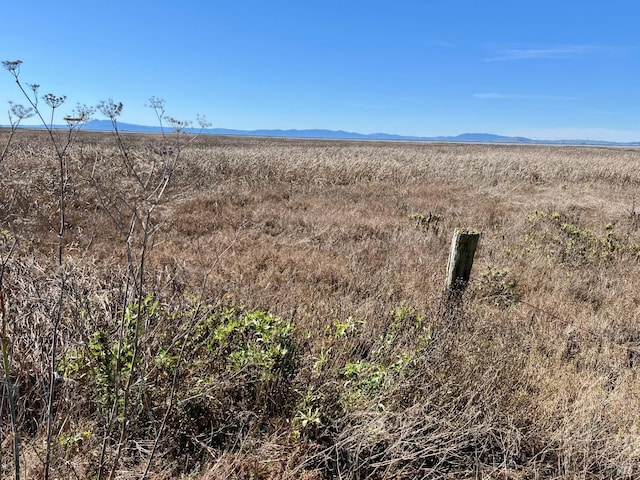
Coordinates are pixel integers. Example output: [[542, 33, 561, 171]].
[[2, 129, 640, 478]]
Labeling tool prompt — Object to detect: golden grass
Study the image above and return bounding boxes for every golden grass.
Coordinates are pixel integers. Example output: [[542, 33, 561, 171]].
[[2, 129, 640, 478]]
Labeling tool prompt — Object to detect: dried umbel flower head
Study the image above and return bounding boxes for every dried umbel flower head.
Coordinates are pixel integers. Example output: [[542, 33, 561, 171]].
[[97, 98, 123, 120], [196, 114, 211, 129], [146, 96, 166, 111], [8, 101, 34, 120], [43, 93, 67, 109], [1, 60, 22, 76], [165, 116, 191, 133], [63, 103, 95, 126]]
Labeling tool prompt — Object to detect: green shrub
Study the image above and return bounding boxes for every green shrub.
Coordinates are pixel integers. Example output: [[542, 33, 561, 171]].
[[208, 309, 295, 377], [525, 210, 619, 265]]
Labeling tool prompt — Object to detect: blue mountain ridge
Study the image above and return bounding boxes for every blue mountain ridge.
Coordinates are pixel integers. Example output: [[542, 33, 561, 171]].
[[10, 120, 640, 146]]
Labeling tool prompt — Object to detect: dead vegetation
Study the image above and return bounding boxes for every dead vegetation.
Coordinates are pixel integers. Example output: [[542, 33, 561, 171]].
[[2, 129, 640, 478]]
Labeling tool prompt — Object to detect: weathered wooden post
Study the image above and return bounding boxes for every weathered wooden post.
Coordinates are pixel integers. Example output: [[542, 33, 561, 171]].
[[445, 228, 480, 301]]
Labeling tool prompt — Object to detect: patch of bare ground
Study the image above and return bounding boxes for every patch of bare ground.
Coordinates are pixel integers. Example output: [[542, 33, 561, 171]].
[[3, 129, 640, 478]]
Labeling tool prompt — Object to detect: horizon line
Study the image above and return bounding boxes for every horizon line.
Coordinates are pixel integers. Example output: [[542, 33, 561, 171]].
[[3, 122, 639, 146]]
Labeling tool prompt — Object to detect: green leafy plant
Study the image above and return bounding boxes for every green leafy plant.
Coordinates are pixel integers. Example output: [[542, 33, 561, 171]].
[[476, 267, 519, 307], [341, 355, 411, 410], [334, 315, 363, 337], [526, 210, 619, 265], [60, 295, 165, 416], [58, 430, 91, 458], [209, 309, 295, 378], [380, 304, 424, 347], [292, 388, 323, 439]]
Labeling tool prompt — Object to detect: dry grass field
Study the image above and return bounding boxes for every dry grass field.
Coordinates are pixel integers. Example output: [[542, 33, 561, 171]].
[[2, 129, 640, 478]]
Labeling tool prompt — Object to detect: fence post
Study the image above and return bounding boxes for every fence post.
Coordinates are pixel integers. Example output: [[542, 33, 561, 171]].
[[445, 228, 480, 298]]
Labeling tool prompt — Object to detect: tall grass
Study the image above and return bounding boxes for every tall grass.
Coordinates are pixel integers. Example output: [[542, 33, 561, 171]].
[[2, 122, 640, 477]]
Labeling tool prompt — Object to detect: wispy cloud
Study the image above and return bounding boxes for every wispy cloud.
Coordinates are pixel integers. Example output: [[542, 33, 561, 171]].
[[474, 93, 578, 101], [483, 45, 625, 62]]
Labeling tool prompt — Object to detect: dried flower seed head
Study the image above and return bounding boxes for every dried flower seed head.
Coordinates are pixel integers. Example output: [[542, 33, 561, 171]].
[[70, 103, 95, 122], [63, 116, 83, 126], [43, 93, 67, 109], [2, 60, 22, 75], [196, 114, 211, 129], [165, 116, 191, 132], [8, 101, 34, 120], [97, 99, 123, 120], [146, 96, 166, 110], [64, 105, 94, 127]]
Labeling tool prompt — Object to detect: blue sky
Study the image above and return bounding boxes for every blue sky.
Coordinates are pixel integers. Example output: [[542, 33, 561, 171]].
[[2, 0, 639, 141]]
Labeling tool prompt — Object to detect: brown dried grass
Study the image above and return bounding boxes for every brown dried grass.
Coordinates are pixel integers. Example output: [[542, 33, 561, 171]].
[[2, 129, 640, 478]]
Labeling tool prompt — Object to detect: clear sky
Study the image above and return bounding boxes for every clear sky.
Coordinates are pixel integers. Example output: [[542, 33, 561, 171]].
[[2, 0, 639, 141]]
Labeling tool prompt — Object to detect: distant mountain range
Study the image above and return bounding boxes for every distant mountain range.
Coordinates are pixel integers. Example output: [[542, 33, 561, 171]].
[[10, 120, 640, 146]]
